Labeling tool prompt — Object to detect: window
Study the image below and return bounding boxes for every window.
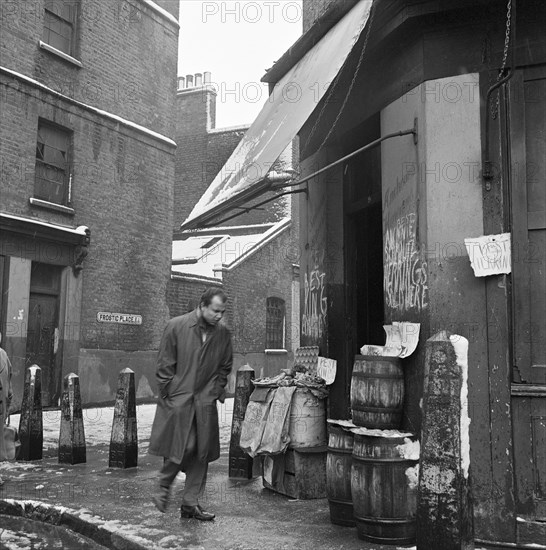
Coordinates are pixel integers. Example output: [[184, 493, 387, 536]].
[[35, 121, 72, 206], [266, 297, 285, 349], [42, 1, 78, 56]]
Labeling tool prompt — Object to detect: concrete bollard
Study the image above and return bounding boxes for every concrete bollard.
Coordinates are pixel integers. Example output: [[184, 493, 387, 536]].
[[18, 365, 43, 461], [109, 368, 138, 468], [229, 364, 255, 479], [59, 373, 86, 464], [417, 331, 474, 550]]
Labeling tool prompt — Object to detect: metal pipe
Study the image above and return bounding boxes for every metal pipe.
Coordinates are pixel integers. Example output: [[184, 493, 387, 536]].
[[202, 189, 306, 227], [186, 122, 416, 229], [483, 67, 514, 181], [280, 122, 417, 189]]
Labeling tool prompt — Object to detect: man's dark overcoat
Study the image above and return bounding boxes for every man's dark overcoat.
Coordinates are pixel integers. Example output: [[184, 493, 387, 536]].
[[148, 310, 233, 464]]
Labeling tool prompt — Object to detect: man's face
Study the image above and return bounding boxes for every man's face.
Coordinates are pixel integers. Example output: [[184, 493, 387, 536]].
[[200, 296, 226, 326]]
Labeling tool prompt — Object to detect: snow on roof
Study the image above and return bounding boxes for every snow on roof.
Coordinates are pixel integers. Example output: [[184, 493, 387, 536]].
[[172, 218, 290, 279], [172, 233, 265, 279]]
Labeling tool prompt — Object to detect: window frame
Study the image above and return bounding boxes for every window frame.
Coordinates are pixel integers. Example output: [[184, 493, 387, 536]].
[[42, 1, 79, 58], [34, 120, 73, 207], [266, 297, 286, 350]]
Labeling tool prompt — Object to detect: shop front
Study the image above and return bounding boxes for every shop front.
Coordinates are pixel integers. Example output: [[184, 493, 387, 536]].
[[181, 0, 546, 545]]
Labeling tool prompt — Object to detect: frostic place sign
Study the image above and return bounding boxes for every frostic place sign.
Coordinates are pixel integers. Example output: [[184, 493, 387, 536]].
[[97, 312, 142, 325]]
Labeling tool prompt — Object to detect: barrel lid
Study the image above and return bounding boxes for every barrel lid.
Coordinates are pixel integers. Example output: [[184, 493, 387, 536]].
[[350, 427, 415, 438], [327, 419, 358, 430]]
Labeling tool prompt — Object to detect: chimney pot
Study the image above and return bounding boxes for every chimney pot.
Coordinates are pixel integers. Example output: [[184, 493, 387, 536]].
[[186, 74, 194, 88], [177, 76, 185, 91], [204, 71, 212, 84], [194, 73, 203, 87]]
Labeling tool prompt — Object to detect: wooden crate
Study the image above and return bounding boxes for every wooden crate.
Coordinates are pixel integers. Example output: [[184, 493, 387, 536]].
[[262, 446, 327, 499]]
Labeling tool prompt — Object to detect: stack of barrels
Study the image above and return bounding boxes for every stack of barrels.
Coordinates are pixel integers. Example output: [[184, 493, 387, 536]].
[[326, 354, 419, 546]]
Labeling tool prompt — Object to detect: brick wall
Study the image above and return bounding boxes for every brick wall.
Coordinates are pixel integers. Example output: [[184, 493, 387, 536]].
[[222, 226, 297, 353], [0, 74, 174, 351], [166, 276, 220, 319], [0, 0, 178, 137]]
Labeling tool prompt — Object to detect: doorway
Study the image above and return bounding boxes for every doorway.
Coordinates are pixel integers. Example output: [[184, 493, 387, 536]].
[[344, 115, 384, 355], [25, 262, 62, 407], [349, 204, 384, 348]]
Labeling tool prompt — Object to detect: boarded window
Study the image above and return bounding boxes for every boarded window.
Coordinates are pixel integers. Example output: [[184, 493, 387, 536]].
[[266, 297, 285, 349], [35, 121, 72, 205]]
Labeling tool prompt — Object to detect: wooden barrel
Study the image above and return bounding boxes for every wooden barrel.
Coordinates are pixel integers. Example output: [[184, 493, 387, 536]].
[[351, 431, 418, 545], [288, 388, 327, 448], [350, 355, 404, 428], [327, 423, 355, 526]]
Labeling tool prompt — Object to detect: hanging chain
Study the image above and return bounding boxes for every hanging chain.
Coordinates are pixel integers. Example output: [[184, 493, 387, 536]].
[[491, 0, 512, 119], [302, 1, 375, 157]]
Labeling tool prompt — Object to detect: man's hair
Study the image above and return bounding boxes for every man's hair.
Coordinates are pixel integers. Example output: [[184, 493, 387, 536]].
[[200, 287, 227, 307]]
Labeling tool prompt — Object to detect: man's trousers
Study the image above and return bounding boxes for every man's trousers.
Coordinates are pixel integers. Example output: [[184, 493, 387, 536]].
[[159, 419, 208, 506]]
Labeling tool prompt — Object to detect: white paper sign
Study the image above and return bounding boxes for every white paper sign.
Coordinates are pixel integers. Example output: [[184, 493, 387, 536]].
[[464, 233, 511, 277], [392, 322, 420, 358], [317, 357, 337, 385], [361, 322, 421, 358]]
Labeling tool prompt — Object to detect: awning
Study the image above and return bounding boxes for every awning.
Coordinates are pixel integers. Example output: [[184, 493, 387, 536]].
[[181, 0, 373, 230]]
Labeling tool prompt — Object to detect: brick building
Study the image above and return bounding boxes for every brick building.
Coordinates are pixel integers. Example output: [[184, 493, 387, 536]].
[[0, 0, 179, 407]]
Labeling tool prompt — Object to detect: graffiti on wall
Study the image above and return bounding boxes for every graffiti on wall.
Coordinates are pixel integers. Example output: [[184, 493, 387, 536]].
[[302, 269, 327, 339], [384, 213, 428, 312]]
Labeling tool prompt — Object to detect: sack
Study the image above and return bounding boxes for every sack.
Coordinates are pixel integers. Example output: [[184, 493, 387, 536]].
[[1, 417, 20, 461], [258, 386, 296, 455], [239, 388, 275, 457]]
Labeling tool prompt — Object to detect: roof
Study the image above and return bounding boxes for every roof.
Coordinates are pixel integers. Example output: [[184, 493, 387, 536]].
[[172, 218, 290, 280]]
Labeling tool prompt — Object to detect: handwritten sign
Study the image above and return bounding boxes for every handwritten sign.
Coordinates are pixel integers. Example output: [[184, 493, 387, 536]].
[[97, 312, 142, 325], [464, 233, 511, 277], [317, 356, 337, 385]]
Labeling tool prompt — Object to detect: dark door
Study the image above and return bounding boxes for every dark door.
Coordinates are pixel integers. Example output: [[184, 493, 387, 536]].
[[344, 122, 384, 354], [509, 65, 546, 536], [25, 263, 62, 407], [349, 204, 384, 347]]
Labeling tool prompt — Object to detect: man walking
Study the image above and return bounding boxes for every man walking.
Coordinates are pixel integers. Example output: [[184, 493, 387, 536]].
[[149, 287, 233, 520]]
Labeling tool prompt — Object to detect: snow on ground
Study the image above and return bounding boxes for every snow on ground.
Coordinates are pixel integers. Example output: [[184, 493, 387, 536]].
[[7, 399, 235, 452]]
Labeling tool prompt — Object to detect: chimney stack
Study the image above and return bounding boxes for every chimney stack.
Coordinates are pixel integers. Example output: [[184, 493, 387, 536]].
[[177, 71, 214, 97]]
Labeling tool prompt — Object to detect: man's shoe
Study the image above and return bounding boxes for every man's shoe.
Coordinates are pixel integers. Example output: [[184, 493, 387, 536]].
[[180, 504, 215, 521], [152, 487, 169, 513]]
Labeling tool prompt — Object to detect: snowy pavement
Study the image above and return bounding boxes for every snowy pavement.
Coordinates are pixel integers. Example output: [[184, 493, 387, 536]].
[[0, 400, 484, 550], [7, 400, 236, 453]]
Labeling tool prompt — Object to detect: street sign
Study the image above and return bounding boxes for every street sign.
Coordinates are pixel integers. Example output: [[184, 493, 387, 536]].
[[96, 312, 142, 325]]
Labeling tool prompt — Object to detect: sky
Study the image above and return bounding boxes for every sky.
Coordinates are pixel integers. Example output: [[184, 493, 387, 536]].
[[178, 0, 303, 128]]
